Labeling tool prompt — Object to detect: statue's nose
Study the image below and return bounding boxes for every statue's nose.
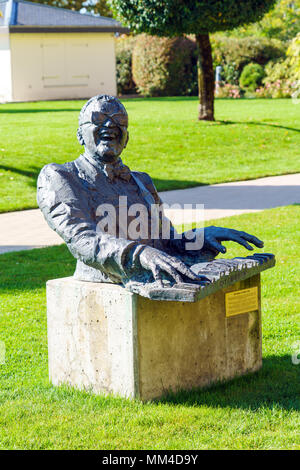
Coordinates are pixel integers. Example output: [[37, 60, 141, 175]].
[[103, 118, 115, 128]]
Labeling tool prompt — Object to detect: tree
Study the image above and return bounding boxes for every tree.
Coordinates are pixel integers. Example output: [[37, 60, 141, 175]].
[[110, 0, 276, 120], [87, 0, 114, 17], [28, 0, 114, 17], [228, 0, 300, 41], [28, 0, 85, 10]]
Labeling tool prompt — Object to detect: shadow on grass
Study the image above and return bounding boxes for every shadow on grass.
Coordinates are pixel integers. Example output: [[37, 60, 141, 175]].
[[156, 355, 300, 412], [0, 245, 75, 291], [0, 108, 80, 114], [218, 119, 300, 134], [0, 164, 41, 186]]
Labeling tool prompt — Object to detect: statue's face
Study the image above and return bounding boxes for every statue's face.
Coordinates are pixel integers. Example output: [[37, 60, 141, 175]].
[[79, 99, 128, 163]]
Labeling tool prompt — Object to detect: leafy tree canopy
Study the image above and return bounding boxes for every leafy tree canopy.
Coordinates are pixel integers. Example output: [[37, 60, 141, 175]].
[[28, 0, 114, 17], [28, 0, 84, 10], [228, 0, 300, 41], [110, 0, 277, 35]]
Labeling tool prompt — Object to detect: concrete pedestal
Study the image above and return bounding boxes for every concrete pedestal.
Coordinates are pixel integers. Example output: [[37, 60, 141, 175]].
[[47, 274, 262, 401]]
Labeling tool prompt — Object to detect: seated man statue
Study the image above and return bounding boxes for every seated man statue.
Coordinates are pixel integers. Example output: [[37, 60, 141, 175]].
[[37, 95, 264, 294]]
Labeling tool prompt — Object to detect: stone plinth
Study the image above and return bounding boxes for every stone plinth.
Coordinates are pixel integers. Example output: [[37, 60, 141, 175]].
[[47, 274, 262, 401]]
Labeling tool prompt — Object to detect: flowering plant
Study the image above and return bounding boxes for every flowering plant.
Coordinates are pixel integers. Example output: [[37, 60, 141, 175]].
[[255, 79, 299, 98], [215, 83, 241, 98]]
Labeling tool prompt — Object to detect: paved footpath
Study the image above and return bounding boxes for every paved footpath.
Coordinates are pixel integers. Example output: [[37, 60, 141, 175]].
[[0, 173, 299, 254]]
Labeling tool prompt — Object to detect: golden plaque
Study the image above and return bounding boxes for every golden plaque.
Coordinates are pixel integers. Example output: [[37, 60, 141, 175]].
[[225, 287, 259, 317]]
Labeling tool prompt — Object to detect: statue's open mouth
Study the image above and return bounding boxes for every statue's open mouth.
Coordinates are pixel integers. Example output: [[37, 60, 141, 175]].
[[100, 132, 118, 142], [101, 135, 115, 141]]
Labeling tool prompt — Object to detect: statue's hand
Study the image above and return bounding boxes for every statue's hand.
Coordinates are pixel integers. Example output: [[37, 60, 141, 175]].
[[203, 226, 264, 255], [138, 246, 210, 285]]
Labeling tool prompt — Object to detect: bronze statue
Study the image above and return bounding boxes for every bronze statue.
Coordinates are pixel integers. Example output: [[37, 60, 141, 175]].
[[37, 95, 273, 301]]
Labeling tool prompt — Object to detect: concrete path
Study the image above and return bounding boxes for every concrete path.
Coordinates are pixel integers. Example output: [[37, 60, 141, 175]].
[[0, 209, 62, 254], [0, 173, 299, 254], [161, 173, 300, 225]]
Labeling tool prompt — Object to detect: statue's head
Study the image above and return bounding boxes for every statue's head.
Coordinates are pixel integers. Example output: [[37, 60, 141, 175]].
[[77, 95, 129, 163]]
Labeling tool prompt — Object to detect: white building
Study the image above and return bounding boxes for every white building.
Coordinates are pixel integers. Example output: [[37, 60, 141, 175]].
[[0, 0, 127, 102]]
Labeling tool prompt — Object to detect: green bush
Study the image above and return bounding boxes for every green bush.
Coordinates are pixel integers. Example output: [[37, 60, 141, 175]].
[[132, 34, 197, 97], [211, 35, 286, 74], [255, 35, 300, 99], [255, 79, 296, 98], [287, 32, 300, 80], [264, 59, 292, 84], [116, 35, 137, 95], [255, 34, 300, 99], [239, 63, 265, 91], [263, 33, 300, 85], [221, 62, 240, 85]]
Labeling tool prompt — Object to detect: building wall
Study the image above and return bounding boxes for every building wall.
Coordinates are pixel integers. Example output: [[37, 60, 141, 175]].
[[0, 27, 13, 102], [9, 32, 117, 101]]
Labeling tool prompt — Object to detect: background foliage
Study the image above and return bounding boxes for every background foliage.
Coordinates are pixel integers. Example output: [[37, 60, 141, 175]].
[[229, 0, 300, 41], [287, 32, 300, 79], [28, 0, 114, 16], [117, 34, 287, 97], [211, 36, 285, 73], [255, 33, 300, 98]]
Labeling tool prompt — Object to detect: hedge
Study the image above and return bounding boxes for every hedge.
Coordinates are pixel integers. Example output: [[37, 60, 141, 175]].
[[132, 34, 197, 97]]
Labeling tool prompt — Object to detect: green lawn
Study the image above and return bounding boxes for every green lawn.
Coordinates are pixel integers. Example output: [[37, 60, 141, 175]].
[[0, 205, 299, 449], [0, 97, 299, 213]]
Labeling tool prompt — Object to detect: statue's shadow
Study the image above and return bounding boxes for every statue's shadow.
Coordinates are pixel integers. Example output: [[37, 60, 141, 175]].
[[156, 354, 300, 411]]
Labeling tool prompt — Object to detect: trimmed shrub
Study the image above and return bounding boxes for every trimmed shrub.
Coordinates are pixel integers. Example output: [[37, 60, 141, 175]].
[[239, 63, 265, 91], [116, 35, 137, 95], [132, 34, 197, 97]]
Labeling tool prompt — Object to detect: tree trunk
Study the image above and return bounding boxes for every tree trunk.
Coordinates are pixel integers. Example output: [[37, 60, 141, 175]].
[[195, 33, 215, 121]]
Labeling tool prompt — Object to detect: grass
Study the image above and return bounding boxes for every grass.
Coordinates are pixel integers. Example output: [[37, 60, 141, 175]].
[[0, 205, 299, 449], [0, 97, 299, 213]]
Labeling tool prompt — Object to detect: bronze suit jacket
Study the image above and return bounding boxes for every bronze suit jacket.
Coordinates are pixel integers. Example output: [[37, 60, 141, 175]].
[[37, 154, 188, 284]]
